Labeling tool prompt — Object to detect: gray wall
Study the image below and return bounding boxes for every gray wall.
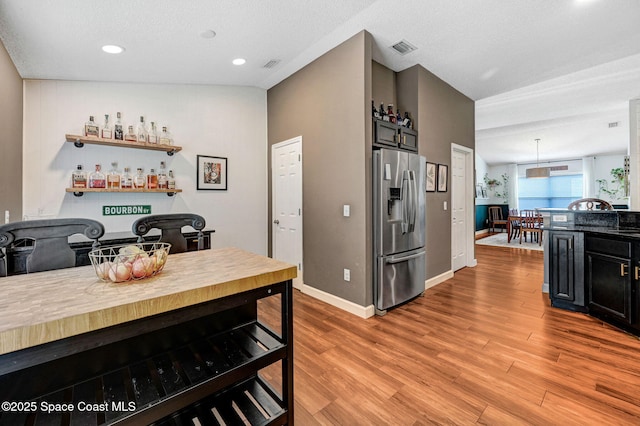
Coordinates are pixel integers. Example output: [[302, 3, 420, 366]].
[[270, 33, 475, 308], [0, 38, 22, 221], [402, 65, 475, 278], [268, 31, 372, 306]]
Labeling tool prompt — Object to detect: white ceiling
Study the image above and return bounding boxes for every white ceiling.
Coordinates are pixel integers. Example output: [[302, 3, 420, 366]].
[[1, 0, 639, 165]]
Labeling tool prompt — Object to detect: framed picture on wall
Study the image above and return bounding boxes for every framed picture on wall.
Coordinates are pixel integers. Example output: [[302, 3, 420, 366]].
[[437, 164, 448, 192], [197, 155, 228, 190], [426, 162, 437, 192]]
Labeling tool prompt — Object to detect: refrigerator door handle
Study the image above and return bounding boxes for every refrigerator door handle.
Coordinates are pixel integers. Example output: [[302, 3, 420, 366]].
[[409, 170, 417, 232], [385, 250, 426, 264], [401, 171, 409, 234]]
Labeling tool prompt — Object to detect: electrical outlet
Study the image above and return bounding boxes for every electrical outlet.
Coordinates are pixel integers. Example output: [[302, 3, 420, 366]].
[[343, 268, 351, 282]]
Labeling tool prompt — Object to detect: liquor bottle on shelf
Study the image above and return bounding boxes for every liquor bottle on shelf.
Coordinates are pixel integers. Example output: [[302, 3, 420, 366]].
[[124, 125, 137, 142], [159, 126, 173, 145], [147, 168, 158, 189], [403, 112, 412, 129], [84, 116, 99, 137], [136, 116, 148, 143], [372, 100, 380, 119], [133, 168, 146, 188], [387, 105, 395, 124], [121, 167, 133, 189], [114, 112, 124, 140], [379, 103, 387, 121], [101, 114, 113, 139], [148, 121, 158, 144], [167, 170, 176, 190], [88, 164, 106, 189], [157, 161, 168, 189], [72, 165, 87, 188], [107, 162, 121, 189]]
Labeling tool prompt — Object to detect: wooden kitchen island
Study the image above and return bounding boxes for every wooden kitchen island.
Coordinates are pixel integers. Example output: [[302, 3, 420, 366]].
[[0, 247, 296, 425]]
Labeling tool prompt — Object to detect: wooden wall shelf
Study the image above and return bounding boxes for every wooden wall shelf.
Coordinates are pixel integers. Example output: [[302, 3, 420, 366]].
[[66, 134, 182, 156], [66, 188, 182, 197]]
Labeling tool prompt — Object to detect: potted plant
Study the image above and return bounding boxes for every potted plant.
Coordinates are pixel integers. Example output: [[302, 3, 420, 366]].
[[484, 173, 509, 200], [596, 167, 627, 201]]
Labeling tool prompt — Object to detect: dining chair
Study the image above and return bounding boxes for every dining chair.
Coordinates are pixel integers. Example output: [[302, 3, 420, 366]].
[[519, 209, 543, 245], [132, 213, 206, 254], [0, 218, 105, 276], [488, 206, 508, 234], [567, 198, 613, 211], [508, 209, 521, 242]]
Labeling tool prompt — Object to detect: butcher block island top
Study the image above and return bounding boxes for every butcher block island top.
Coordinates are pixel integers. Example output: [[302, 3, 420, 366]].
[[0, 247, 297, 355]]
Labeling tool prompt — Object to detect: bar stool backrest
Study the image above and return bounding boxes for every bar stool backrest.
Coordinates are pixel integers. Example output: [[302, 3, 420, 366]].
[[0, 218, 105, 276], [132, 213, 206, 254]]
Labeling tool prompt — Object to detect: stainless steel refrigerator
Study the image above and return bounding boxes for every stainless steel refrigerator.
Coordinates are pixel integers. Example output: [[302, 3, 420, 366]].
[[373, 148, 426, 314]]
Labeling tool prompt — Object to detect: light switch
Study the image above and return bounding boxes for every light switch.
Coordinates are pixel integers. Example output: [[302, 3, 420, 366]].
[[443, 201, 447, 211], [343, 205, 350, 217]]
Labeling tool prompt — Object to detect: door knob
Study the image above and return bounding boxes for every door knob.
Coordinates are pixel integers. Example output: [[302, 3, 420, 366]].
[[274, 219, 280, 224]]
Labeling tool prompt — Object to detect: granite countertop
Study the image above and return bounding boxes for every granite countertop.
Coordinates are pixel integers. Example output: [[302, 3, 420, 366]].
[[0, 247, 296, 355], [547, 225, 640, 238]]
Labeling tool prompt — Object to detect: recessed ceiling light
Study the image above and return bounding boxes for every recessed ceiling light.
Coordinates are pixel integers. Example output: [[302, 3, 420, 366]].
[[232, 58, 246, 66], [200, 30, 217, 39], [102, 45, 125, 54]]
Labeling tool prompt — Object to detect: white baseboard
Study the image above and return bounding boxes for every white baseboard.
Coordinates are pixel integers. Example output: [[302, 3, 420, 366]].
[[425, 270, 454, 290], [300, 269, 456, 319], [542, 282, 549, 294], [301, 284, 375, 318], [475, 229, 489, 237]]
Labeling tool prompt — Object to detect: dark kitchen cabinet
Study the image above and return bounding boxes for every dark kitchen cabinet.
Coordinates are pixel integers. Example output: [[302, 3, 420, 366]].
[[399, 127, 418, 152], [373, 118, 418, 152], [373, 119, 398, 148], [586, 236, 632, 326], [548, 231, 585, 311]]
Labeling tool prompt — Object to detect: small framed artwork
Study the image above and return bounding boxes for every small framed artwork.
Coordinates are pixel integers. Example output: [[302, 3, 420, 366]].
[[475, 184, 483, 198], [425, 162, 437, 192], [437, 164, 448, 192], [197, 155, 228, 190]]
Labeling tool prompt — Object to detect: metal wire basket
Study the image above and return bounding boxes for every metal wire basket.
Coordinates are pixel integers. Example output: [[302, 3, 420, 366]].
[[88, 242, 171, 283]]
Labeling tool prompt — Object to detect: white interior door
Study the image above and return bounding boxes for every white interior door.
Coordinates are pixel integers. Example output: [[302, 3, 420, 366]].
[[271, 137, 303, 289], [452, 149, 467, 271], [451, 144, 476, 271]]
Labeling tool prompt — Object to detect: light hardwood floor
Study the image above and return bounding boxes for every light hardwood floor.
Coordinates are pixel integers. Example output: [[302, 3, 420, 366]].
[[260, 244, 640, 425]]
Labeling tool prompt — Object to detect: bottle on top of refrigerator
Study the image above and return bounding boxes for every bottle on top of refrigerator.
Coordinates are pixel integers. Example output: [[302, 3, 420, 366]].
[[84, 116, 99, 137], [148, 122, 158, 144], [133, 168, 146, 188], [72, 165, 87, 188], [107, 162, 121, 189], [157, 161, 168, 189], [167, 170, 176, 190], [136, 116, 148, 143], [121, 167, 133, 189], [124, 125, 137, 142], [159, 126, 173, 145], [101, 114, 112, 139], [114, 112, 124, 140], [88, 164, 106, 188]]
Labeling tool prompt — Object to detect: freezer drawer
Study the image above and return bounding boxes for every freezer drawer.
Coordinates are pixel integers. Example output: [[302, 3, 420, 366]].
[[375, 248, 426, 311]]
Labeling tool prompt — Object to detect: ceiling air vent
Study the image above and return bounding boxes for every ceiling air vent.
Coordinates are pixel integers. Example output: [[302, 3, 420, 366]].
[[390, 40, 417, 55], [262, 59, 281, 69], [608, 121, 620, 128]]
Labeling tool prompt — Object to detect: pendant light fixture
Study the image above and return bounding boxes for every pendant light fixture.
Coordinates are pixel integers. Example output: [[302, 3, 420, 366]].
[[526, 139, 550, 178]]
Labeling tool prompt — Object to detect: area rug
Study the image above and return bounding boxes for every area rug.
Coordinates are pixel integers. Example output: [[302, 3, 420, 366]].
[[476, 232, 543, 251]]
